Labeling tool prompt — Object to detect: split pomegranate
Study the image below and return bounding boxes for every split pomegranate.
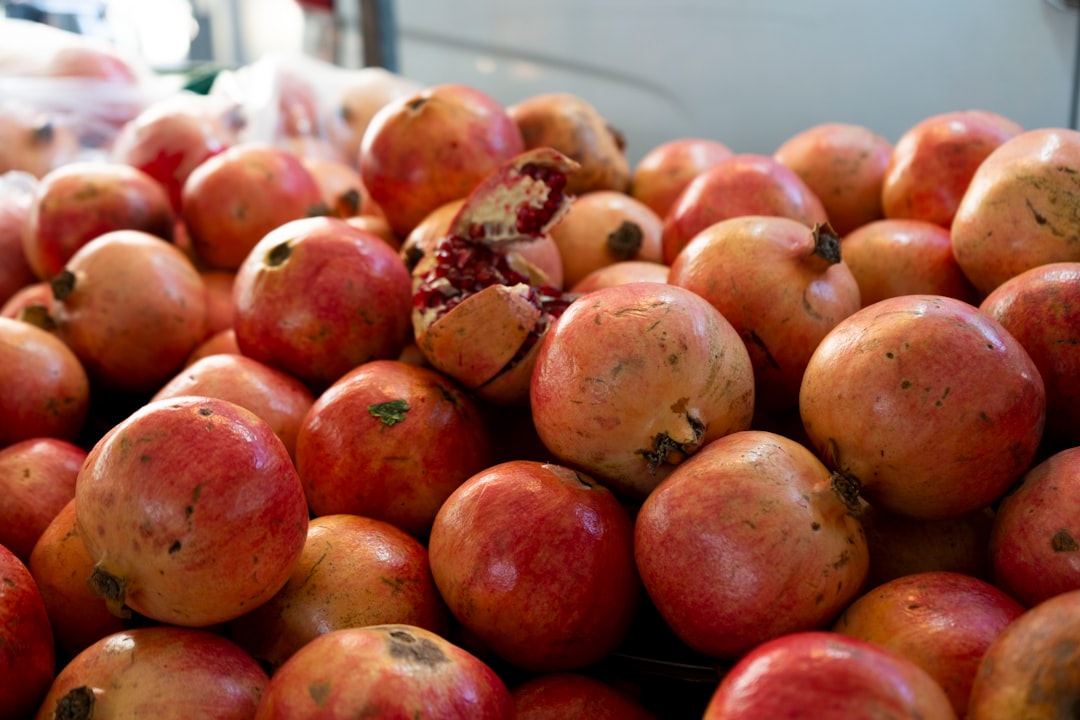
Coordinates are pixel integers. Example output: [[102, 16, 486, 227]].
[[410, 147, 580, 405], [668, 216, 861, 413], [634, 430, 868, 659], [531, 282, 755, 498], [799, 294, 1045, 519], [75, 396, 309, 626], [34, 626, 269, 720]]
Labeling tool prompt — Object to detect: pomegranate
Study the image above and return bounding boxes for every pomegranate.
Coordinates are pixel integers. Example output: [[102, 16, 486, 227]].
[[799, 295, 1045, 519], [881, 109, 1023, 229], [199, 269, 236, 340], [344, 214, 401, 251], [34, 626, 268, 720], [326, 66, 423, 166], [630, 137, 734, 219], [181, 142, 325, 270], [0, 437, 85, 563], [232, 216, 413, 390], [531, 282, 755, 498], [254, 625, 515, 719], [0, 281, 51, 321], [511, 672, 658, 720], [0, 543, 55, 719], [0, 171, 37, 305], [773, 121, 893, 235], [549, 190, 664, 288], [409, 147, 580, 405], [0, 316, 89, 447], [295, 359, 493, 539], [0, 109, 79, 179], [989, 446, 1080, 607], [112, 93, 239, 213], [570, 260, 670, 293], [832, 571, 1025, 716], [75, 396, 309, 626], [428, 460, 641, 672], [28, 499, 127, 658], [360, 83, 526, 236], [230, 513, 450, 671], [841, 218, 979, 307], [968, 588, 1080, 718], [668, 216, 861, 413], [507, 92, 631, 194], [859, 503, 995, 587], [151, 353, 316, 461], [979, 262, 1080, 448], [660, 153, 829, 264], [702, 631, 957, 719], [634, 430, 868, 659], [50, 229, 208, 394], [185, 328, 241, 366], [951, 128, 1080, 295], [300, 155, 371, 218], [22, 160, 175, 280]]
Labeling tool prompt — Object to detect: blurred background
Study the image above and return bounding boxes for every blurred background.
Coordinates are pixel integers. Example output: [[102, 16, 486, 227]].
[[2, 0, 1076, 162]]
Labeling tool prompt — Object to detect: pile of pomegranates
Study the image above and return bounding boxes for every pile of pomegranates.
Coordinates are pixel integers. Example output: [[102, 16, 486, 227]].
[[4, 61, 1080, 720]]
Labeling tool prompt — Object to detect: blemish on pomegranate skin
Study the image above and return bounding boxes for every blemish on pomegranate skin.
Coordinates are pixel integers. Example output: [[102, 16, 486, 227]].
[[309, 680, 332, 707], [168, 540, 181, 554], [1052, 529, 1079, 552], [198, 407, 213, 417]]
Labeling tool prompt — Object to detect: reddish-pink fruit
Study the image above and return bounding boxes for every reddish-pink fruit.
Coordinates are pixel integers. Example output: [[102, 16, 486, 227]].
[[112, 93, 238, 213], [254, 625, 515, 719], [859, 503, 995, 587], [301, 155, 369, 218], [360, 83, 526, 237], [28, 499, 127, 658], [75, 396, 309, 626], [511, 673, 658, 720], [410, 148, 580, 405], [882, 110, 1023, 229], [0, 172, 36, 305], [570, 259, 670, 293], [774, 122, 892, 236], [22, 160, 175, 280], [979, 262, 1080, 448], [185, 328, 241, 367], [50, 230, 207, 394], [968, 588, 1080, 718], [0, 543, 55, 719], [296, 359, 492, 538], [326, 66, 424, 167], [531, 282, 755, 498], [833, 571, 1025, 717], [199, 269, 236, 341], [0, 437, 85, 563], [703, 631, 957, 719], [507, 92, 630, 195], [841, 219, 979, 307], [0, 316, 89, 448], [181, 142, 324, 270], [635, 430, 868, 659], [0, 110, 78, 179], [34, 626, 268, 720], [549, 190, 664, 289], [630, 137, 734, 219], [660, 153, 829, 264], [232, 216, 413, 390], [669, 216, 861, 413], [952, 128, 1080, 295], [1, 281, 51, 321], [799, 295, 1045, 519], [152, 353, 316, 461], [989, 446, 1080, 607], [231, 514, 450, 671], [428, 461, 641, 672]]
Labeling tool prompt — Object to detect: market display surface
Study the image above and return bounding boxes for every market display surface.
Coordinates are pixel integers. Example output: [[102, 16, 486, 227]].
[[3, 20, 1080, 720]]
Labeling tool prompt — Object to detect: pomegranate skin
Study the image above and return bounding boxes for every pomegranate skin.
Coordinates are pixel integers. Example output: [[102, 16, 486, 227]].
[[968, 588, 1080, 719], [530, 282, 755, 499], [34, 626, 268, 720], [634, 430, 868, 660], [511, 672, 658, 720], [254, 625, 515, 720], [989, 446, 1080, 607], [75, 396, 309, 627], [0, 437, 85, 563], [832, 571, 1025, 717], [703, 631, 957, 720], [799, 294, 1045, 519], [979, 261, 1080, 448], [630, 137, 734, 219], [0, 543, 55, 720]]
